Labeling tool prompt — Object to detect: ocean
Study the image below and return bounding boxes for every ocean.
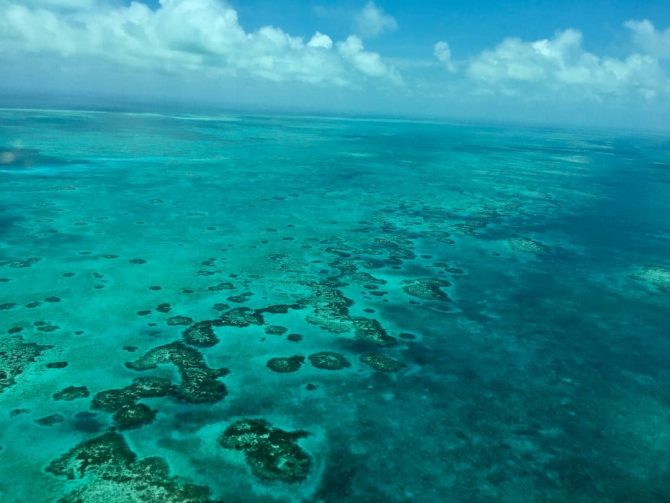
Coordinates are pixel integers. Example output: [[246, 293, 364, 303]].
[[1, 108, 669, 502]]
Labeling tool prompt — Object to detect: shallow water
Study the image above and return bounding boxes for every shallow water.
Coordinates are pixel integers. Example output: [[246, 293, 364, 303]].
[[1, 108, 669, 502]]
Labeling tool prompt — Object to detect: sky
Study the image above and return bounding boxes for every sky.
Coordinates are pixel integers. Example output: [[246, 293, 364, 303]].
[[1, 0, 669, 129]]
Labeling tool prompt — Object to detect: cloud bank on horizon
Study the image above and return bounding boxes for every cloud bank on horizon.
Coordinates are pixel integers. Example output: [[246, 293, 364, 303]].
[[0, 0, 400, 86], [1, 0, 669, 127]]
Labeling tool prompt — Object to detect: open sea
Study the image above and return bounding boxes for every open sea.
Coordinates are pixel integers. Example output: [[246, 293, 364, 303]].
[[1, 108, 669, 502]]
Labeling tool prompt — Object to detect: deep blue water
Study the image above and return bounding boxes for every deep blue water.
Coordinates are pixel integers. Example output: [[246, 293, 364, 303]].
[[0, 108, 669, 502]]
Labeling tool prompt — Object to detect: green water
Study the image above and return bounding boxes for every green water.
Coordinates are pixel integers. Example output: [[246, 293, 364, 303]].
[[1, 108, 669, 502]]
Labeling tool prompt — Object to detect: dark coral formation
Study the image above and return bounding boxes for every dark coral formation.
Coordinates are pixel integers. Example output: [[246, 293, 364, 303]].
[[0, 336, 52, 392], [208, 282, 234, 291], [218, 419, 311, 483], [46, 361, 68, 369], [369, 235, 416, 264], [54, 386, 90, 401], [91, 377, 175, 430], [352, 317, 397, 347], [508, 236, 549, 254], [227, 292, 253, 303], [47, 432, 216, 502], [256, 303, 305, 315], [300, 275, 396, 346], [308, 352, 351, 371], [36, 413, 65, 426], [267, 356, 305, 373], [218, 307, 264, 327], [302, 277, 353, 334], [360, 353, 406, 372], [1, 257, 41, 268], [126, 342, 228, 403], [34, 321, 59, 332], [351, 272, 387, 286], [403, 278, 451, 301], [156, 303, 172, 313], [167, 315, 194, 326], [183, 321, 219, 347], [265, 325, 288, 335]]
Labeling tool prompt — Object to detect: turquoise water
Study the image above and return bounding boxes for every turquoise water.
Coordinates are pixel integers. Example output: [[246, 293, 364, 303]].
[[1, 108, 669, 502]]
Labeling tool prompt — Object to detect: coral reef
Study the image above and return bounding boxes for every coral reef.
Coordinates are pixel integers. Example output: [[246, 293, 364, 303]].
[[36, 414, 65, 426], [218, 307, 264, 327], [126, 342, 228, 403], [166, 315, 193, 326], [183, 321, 219, 347], [1, 257, 41, 268], [227, 292, 253, 303], [218, 419, 311, 483], [91, 377, 175, 430], [360, 353, 406, 372], [302, 278, 354, 334], [256, 303, 305, 315], [54, 386, 90, 401], [509, 236, 549, 254], [267, 356, 305, 373], [308, 352, 351, 370], [403, 279, 451, 301], [352, 317, 397, 347], [265, 325, 288, 335], [47, 432, 217, 502], [0, 336, 52, 392], [300, 277, 396, 346], [46, 361, 69, 369], [156, 303, 172, 313]]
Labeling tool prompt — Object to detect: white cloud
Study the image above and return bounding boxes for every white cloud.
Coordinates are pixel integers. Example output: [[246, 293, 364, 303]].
[[354, 1, 397, 38], [308, 32, 333, 49], [15, 0, 108, 9], [0, 0, 400, 87], [465, 27, 669, 100], [625, 19, 670, 60], [337, 35, 402, 84], [433, 41, 455, 72]]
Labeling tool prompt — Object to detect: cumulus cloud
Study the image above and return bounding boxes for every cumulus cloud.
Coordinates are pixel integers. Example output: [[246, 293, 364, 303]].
[[337, 35, 401, 84], [354, 1, 397, 38], [308, 32, 333, 49], [465, 27, 669, 100], [625, 19, 670, 60], [0, 0, 400, 87]]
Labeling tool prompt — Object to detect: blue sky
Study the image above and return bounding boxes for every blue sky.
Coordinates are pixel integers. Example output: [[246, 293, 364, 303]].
[[1, 0, 669, 129]]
